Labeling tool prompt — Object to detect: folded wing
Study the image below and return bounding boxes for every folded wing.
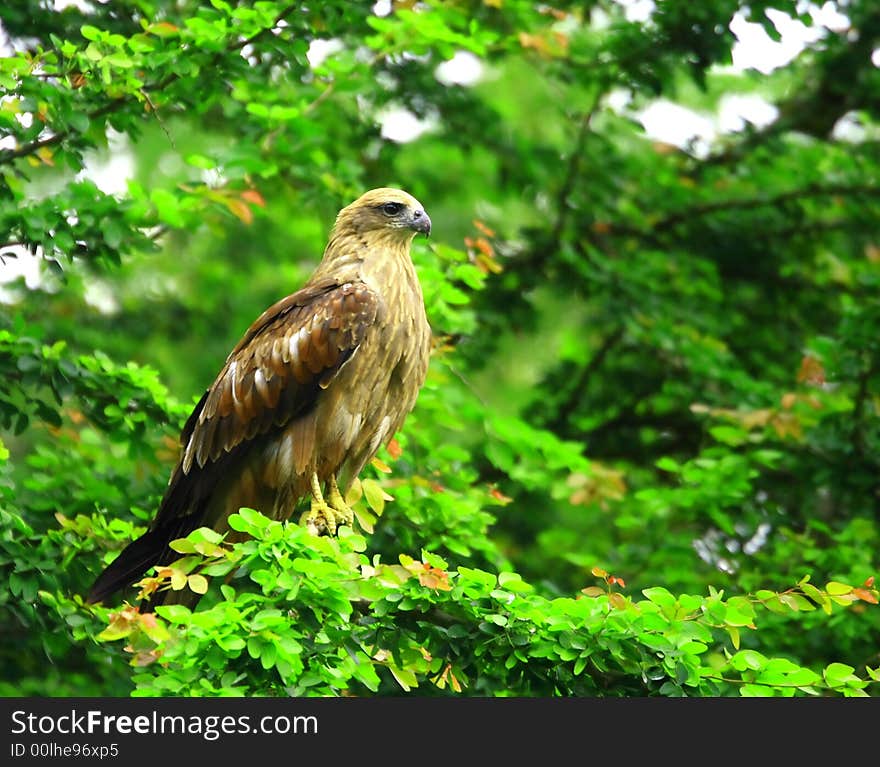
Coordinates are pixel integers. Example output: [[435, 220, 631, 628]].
[[86, 279, 379, 603]]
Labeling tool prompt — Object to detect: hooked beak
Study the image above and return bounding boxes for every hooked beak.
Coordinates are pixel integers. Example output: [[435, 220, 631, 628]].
[[410, 208, 432, 237]]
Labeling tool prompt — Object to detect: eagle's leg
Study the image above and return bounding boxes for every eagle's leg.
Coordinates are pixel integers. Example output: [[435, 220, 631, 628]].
[[327, 475, 354, 529], [302, 472, 351, 536]]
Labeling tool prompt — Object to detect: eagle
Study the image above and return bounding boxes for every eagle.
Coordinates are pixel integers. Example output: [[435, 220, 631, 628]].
[[88, 188, 432, 605]]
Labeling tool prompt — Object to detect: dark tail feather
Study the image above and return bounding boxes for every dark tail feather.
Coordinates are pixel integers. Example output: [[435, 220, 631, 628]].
[[86, 514, 202, 605], [88, 444, 236, 606], [86, 528, 170, 604]]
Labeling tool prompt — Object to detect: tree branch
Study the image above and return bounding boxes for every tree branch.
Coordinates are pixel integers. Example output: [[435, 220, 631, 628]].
[[653, 183, 880, 233], [850, 353, 878, 459], [546, 326, 625, 435], [592, 184, 880, 243], [551, 99, 600, 245], [0, 4, 298, 167]]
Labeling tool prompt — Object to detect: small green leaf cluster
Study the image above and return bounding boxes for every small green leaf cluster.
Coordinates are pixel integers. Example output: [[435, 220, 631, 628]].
[[79, 512, 879, 698]]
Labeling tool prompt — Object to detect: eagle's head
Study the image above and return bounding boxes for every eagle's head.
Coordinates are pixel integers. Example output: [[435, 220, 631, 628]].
[[335, 187, 432, 240]]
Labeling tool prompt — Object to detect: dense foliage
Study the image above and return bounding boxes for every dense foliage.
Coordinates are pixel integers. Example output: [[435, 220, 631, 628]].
[[1, 0, 878, 697]]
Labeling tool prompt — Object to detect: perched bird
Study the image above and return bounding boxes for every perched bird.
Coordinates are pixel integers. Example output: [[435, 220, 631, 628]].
[[88, 188, 432, 605]]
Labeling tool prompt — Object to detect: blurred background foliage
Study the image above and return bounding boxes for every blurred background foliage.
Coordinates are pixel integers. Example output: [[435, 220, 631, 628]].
[[1, 0, 878, 696]]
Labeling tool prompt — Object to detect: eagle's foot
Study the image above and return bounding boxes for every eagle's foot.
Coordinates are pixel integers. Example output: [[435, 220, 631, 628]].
[[327, 475, 354, 529], [301, 474, 353, 536], [302, 498, 338, 536]]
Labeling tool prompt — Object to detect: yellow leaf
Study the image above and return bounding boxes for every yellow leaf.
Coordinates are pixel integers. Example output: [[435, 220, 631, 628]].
[[148, 21, 179, 36], [727, 626, 740, 650], [345, 477, 363, 505], [170, 569, 187, 591], [472, 219, 496, 237], [187, 574, 208, 594], [489, 486, 513, 504], [362, 478, 393, 515], [389, 666, 418, 691], [97, 608, 138, 641], [370, 456, 392, 473], [352, 505, 375, 534], [36, 146, 54, 166]]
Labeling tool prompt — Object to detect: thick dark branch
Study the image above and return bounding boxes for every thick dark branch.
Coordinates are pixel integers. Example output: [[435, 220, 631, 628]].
[[759, 218, 864, 241], [653, 183, 880, 233], [546, 326, 625, 435], [551, 98, 600, 245], [0, 96, 127, 163], [592, 185, 880, 243], [850, 354, 878, 459]]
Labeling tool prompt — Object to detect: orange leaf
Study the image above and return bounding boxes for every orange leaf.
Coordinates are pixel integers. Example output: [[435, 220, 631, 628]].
[[139, 612, 160, 630], [518, 32, 547, 53], [418, 564, 452, 591], [387, 438, 402, 459], [853, 588, 879, 604], [865, 576, 875, 588], [489, 487, 513, 504], [240, 189, 266, 207], [225, 198, 253, 225], [472, 219, 495, 237], [473, 237, 493, 257], [797, 355, 826, 386]]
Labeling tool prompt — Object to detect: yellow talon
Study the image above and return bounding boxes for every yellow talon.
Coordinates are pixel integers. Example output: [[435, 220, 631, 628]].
[[327, 475, 354, 529], [301, 473, 353, 536]]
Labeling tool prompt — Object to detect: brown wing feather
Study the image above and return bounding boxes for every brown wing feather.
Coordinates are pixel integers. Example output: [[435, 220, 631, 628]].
[[86, 280, 379, 605], [153, 282, 379, 528], [151, 280, 378, 538], [181, 280, 378, 475]]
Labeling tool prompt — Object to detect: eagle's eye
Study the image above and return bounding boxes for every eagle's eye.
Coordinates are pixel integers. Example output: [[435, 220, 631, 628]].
[[380, 201, 404, 216]]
